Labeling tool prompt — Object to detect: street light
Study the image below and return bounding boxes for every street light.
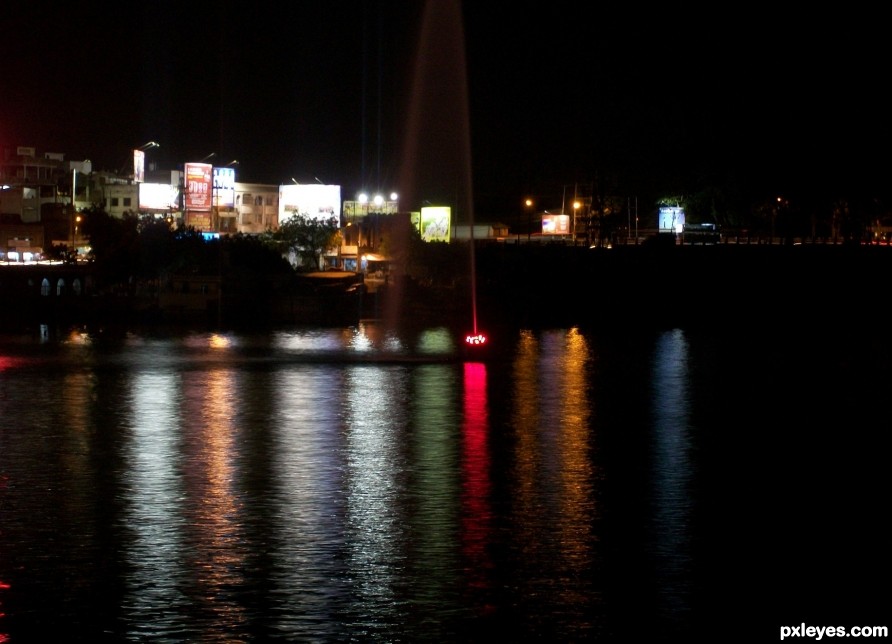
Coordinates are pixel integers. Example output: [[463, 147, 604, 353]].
[[369, 194, 384, 253], [138, 140, 160, 151], [573, 200, 581, 244], [773, 195, 782, 243], [525, 198, 534, 242]]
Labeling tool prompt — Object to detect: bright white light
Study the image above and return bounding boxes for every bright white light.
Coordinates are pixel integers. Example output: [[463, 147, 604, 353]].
[[358, 193, 369, 204], [373, 194, 384, 207]]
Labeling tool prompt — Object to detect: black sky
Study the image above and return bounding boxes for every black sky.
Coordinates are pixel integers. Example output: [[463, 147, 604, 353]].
[[3, 2, 890, 219]]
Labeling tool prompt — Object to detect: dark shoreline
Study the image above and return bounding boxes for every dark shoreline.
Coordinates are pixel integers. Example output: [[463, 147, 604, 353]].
[[2, 243, 889, 334]]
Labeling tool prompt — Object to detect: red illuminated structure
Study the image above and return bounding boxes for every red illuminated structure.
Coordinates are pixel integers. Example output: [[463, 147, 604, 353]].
[[465, 332, 487, 347]]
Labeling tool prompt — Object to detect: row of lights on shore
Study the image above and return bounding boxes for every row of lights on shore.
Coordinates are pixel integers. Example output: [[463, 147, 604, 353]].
[[357, 192, 399, 207]]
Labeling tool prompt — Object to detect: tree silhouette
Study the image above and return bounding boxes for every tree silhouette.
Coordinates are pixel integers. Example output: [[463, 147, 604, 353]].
[[79, 206, 141, 292], [263, 212, 341, 271]]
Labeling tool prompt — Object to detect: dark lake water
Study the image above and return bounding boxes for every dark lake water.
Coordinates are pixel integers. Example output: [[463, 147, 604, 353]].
[[1, 319, 889, 642]]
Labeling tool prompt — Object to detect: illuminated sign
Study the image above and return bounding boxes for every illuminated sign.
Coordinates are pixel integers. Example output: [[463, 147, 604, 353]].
[[659, 207, 684, 233], [344, 199, 399, 217], [541, 214, 570, 235], [414, 206, 451, 242], [279, 184, 341, 225], [213, 167, 236, 208], [133, 150, 145, 182], [139, 183, 180, 211], [184, 162, 213, 212]]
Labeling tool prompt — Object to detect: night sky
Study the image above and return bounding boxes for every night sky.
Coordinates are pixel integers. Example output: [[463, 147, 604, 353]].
[[3, 2, 890, 221]]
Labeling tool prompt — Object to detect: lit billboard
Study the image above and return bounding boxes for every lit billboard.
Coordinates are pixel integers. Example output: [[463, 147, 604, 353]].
[[413, 206, 451, 242], [659, 207, 684, 233], [133, 149, 145, 182], [279, 184, 341, 225], [213, 167, 236, 208], [139, 183, 181, 211], [344, 199, 399, 217], [542, 214, 570, 235], [184, 162, 213, 212]]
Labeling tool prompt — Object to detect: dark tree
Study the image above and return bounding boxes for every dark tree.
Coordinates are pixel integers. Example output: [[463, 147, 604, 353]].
[[264, 213, 341, 271], [79, 206, 141, 292]]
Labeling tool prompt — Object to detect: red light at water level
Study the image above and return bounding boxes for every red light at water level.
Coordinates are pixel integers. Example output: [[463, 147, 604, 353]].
[[465, 332, 487, 346], [0, 356, 24, 371]]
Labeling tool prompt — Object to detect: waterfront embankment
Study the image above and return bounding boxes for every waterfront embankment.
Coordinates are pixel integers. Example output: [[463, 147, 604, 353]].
[[1, 243, 888, 332]]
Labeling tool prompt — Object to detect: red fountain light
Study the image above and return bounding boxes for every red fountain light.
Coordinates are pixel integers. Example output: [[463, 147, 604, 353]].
[[465, 332, 487, 346]]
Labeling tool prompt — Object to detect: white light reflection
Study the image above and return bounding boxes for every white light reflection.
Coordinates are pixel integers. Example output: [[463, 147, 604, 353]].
[[120, 368, 191, 636], [650, 328, 694, 623], [344, 364, 407, 629], [273, 328, 346, 354], [267, 365, 349, 637], [349, 328, 374, 352], [349, 322, 405, 354]]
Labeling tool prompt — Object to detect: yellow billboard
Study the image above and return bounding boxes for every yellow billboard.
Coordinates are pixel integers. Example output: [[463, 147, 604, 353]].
[[415, 206, 451, 242]]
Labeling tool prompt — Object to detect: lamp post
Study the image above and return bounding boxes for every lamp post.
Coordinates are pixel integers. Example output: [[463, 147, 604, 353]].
[[525, 198, 534, 242], [357, 193, 369, 248], [69, 168, 78, 255], [573, 200, 581, 245], [370, 194, 384, 253], [773, 196, 782, 244], [355, 191, 398, 251]]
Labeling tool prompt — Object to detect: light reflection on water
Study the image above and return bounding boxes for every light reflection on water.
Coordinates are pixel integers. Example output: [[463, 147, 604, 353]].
[[123, 369, 193, 638], [1, 323, 888, 642], [650, 329, 693, 626]]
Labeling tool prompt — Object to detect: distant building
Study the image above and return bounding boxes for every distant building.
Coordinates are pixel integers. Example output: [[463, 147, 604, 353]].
[[235, 183, 279, 233], [451, 223, 509, 241]]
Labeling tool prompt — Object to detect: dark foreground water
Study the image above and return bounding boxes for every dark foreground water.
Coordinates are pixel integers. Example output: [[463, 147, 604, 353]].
[[0, 320, 889, 642]]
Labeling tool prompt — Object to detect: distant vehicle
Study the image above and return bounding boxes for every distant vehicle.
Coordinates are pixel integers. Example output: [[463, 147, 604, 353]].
[[681, 222, 720, 244]]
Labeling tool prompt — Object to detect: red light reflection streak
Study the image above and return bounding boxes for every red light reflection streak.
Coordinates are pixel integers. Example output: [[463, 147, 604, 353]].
[[0, 356, 24, 371], [0, 579, 8, 643], [461, 361, 492, 591]]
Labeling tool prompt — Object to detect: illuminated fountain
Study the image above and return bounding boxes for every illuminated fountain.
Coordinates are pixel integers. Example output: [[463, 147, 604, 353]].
[[395, 0, 488, 358]]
